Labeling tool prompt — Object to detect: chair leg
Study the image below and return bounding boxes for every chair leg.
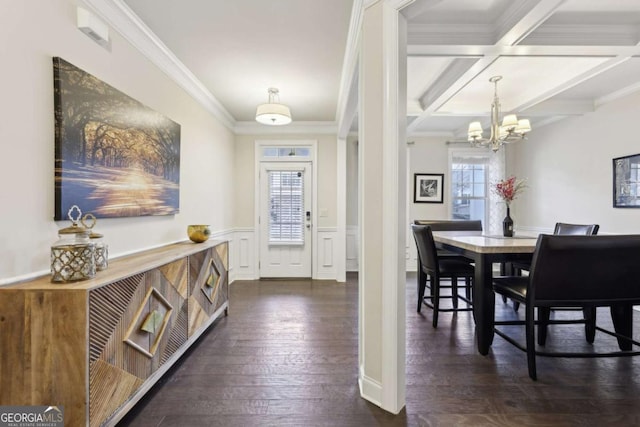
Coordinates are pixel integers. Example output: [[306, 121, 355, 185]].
[[513, 301, 521, 312], [417, 268, 426, 313], [583, 305, 596, 344], [501, 295, 508, 304], [537, 307, 551, 346], [465, 277, 472, 300], [432, 275, 440, 328], [451, 277, 459, 309], [526, 304, 537, 380]]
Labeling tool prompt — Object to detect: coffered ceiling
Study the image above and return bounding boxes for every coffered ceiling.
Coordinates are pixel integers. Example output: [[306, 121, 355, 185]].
[[404, 0, 640, 137], [85, 0, 640, 137]]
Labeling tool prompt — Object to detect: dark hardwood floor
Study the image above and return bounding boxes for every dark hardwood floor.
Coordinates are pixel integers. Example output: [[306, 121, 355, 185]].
[[118, 273, 640, 426]]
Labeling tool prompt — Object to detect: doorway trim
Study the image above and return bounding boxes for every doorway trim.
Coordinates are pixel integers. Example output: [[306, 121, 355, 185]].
[[254, 139, 319, 279]]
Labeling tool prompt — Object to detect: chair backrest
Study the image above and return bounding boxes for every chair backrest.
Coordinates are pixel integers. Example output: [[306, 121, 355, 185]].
[[553, 222, 599, 236], [413, 219, 482, 232], [411, 224, 439, 274], [528, 234, 640, 305]]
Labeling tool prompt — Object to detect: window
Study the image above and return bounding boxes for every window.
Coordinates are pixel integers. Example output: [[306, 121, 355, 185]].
[[451, 159, 487, 223], [262, 147, 311, 159], [449, 147, 505, 234], [268, 170, 304, 244]]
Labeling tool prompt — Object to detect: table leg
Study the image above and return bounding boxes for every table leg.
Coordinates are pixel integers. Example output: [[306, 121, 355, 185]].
[[474, 255, 495, 355], [610, 304, 633, 351]]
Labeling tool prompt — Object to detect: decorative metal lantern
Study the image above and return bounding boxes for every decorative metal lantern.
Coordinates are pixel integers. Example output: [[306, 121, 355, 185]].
[[51, 205, 96, 283], [83, 213, 108, 271]]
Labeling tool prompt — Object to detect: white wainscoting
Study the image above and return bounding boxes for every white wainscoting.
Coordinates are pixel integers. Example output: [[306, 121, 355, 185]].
[[316, 227, 338, 280], [346, 225, 359, 272], [227, 227, 339, 281], [226, 227, 256, 282]]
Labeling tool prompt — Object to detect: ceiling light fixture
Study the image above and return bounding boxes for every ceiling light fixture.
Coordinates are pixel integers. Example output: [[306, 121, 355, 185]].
[[468, 76, 531, 152], [255, 87, 292, 126]]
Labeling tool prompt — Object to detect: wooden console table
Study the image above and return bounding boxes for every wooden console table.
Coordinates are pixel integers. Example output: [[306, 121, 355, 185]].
[[0, 240, 229, 427]]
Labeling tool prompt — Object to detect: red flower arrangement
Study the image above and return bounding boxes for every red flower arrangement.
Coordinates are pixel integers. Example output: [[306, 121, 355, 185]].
[[493, 176, 527, 206]]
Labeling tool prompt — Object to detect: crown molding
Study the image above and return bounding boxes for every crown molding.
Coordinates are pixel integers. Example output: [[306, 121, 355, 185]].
[[336, 0, 364, 135], [80, 0, 236, 131], [234, 121, 338, 135]]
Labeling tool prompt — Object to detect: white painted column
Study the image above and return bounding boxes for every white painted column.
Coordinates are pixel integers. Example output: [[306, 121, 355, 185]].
[[358, 0, 410, 414], [336, 136, 347, 283]]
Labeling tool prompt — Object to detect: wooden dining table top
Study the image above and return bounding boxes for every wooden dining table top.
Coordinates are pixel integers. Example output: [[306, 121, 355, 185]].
[[431, 230, 539, 254]]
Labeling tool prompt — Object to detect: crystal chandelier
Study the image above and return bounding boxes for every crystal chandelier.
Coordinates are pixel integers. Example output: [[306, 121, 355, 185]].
[[468, 76, 531, 152]]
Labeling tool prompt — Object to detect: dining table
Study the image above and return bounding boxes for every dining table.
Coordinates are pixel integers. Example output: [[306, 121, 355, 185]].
[[431, 230, 539, 355]]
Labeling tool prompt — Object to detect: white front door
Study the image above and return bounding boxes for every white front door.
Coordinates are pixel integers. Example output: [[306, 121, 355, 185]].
[[259, 162, 312, 278]]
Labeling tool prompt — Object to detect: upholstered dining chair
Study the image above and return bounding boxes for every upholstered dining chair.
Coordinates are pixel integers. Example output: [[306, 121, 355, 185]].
[[507, 222, 600, 314], [414, 219, 482, 264], [493, 234, 640, 380], [411, 224, 474, 327], [414, 219, 481, 300]]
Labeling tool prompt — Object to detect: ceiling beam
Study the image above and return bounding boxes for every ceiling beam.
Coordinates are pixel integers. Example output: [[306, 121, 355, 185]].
[[495, 0, 566, 46], [407, 55, 499, 133], [407, 44, 640, 57], [515, 56, 632, 111], [418, 58, 480, 110]]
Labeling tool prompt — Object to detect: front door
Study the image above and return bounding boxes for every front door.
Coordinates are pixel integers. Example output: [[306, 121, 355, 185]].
[[259, 162, 312, 277]]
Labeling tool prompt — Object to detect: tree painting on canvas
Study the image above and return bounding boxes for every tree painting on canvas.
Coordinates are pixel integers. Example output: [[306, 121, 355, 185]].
[[53, 57, 180, 220]]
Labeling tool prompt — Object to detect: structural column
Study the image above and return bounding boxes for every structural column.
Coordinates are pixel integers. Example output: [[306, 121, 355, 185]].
[[336, 136, 347, 283], [358, 0, 410, 414]]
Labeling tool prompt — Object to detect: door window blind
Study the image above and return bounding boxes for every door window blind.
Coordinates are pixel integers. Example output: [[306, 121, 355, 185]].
[[268, 170, 304, 245]]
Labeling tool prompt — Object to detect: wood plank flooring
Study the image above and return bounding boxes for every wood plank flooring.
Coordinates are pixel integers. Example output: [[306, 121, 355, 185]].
[[117, 273, 640, 426]]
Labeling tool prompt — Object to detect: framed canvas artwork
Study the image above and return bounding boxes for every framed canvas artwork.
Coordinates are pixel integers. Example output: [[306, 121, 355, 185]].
[[613, 153, 640, 208], [53, 57, 181, 220]]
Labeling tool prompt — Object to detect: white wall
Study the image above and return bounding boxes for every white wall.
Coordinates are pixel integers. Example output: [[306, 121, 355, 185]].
[[0, 0, 235, 283], [405, 137, 449, 270], [510, 90, 640, 234]]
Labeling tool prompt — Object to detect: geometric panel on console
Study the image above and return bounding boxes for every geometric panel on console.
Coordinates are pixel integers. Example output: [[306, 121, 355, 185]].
[[201, 258, 221, 305], [89, 273, 144, 364], [123, 287, 173, 358]]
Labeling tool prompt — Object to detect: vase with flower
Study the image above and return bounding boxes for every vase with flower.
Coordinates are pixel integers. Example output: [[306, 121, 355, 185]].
[[493, 176, 527, 237]]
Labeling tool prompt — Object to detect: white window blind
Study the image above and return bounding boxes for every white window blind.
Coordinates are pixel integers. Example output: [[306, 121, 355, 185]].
[[268, 170, 304, 245]]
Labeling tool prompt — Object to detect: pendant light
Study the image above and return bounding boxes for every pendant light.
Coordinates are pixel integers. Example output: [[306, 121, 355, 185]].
[[255, 87, 292, 126]]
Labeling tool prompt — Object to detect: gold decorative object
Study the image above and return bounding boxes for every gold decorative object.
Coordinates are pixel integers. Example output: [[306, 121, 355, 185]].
[[187, 224, 211, 243], [82, 213, 108, 271], [51, 205, 96, 283]]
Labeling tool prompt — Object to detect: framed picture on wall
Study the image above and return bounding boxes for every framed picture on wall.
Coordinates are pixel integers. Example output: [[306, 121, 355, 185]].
[[414, 173, 444, 204], [613, 153, 640, 208]]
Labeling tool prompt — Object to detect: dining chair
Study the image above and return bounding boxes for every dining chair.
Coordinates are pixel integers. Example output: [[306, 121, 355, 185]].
[[493, 234, 640, 380], [508, 222, 600, 314], [411, 224, 474, 327], [414, 219, 482, 262], [413, 220, 481, 301]]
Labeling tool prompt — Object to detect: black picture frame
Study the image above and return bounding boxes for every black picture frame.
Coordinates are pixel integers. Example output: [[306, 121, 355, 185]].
[[414, 173, 444, 204], [613, 153, 640, 208]]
